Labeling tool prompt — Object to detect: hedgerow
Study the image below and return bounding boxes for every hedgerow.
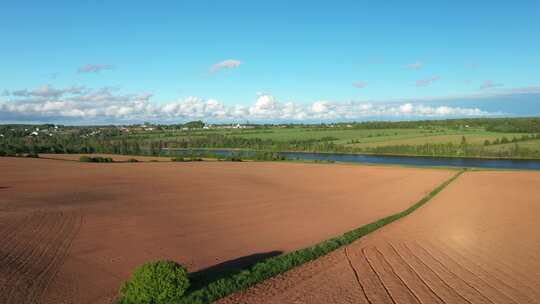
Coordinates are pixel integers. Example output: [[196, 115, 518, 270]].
[[79, 155, 114, 163], [117, 169, 464, 304]]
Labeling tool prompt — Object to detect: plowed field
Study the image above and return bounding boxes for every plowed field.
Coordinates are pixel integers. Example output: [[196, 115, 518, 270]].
[[221, 171, 540, 304], [0, 157, 453, 303]]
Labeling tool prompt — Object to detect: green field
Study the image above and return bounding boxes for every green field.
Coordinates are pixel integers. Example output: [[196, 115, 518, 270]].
[[345, 131, 529, 148], [142, 126, 540, 155]]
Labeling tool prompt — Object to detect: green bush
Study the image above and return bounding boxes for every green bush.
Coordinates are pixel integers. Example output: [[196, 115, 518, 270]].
[[171, 156, 204, 162], [80, 155, 114, 163], [119, 260, 190, 304], [79, 155, 92, 162], [227, 157, 243, 162], [127, 158, 139, 163]]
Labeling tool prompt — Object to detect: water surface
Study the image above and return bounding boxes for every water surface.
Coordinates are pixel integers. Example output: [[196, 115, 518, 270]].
[[164, 149, 540, 170]]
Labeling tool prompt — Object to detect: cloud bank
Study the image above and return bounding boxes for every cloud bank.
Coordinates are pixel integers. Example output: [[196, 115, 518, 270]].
[[0, 85, 494, 123]]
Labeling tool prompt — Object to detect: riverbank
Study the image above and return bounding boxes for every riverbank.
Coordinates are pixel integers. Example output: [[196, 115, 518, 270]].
[[162, 147, 540, 161]]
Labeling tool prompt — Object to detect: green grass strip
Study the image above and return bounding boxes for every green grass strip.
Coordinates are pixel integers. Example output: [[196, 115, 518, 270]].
[[176, 169, 465, 303]]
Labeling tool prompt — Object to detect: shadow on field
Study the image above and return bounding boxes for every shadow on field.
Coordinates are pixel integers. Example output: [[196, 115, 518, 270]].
[[188, 251, 283, 291], [0, 186, 8, 190]]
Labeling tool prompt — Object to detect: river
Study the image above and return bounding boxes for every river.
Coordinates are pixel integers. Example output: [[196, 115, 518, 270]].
[[163, 149, 540, 170]]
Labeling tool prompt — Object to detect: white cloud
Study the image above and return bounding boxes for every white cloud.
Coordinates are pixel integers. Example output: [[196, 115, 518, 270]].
[[399, 103, 413, 113], [352, 81, 367, 88], [4, 85, 86, 98], [0, 85, 496, 123], [480, 80, 504, 90], [416, 75, 440, 87], [1, 86, 153, 120], [407, 61, 423, 70], [209, 59, 242, 74], [311, 101, 330, 113], [77, 64, 114, 74]]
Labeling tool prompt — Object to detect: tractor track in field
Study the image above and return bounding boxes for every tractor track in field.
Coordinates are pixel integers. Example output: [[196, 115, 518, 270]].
[[0, 210, 82, 304], [344, 247, 372, 304]]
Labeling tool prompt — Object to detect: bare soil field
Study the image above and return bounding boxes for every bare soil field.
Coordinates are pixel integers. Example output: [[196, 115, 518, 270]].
[[221, 170, 540, 304], [0, 157, 453, 304]]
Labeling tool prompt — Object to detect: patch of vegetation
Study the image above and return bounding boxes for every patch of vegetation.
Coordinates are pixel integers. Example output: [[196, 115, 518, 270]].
[[310, 159, 335, 164], [0, 151, 39, 158], [127, 158, 139, 162], [171, 156, 204, 162], [79, 156, 114, 163], [225, 156, 243, 162], [169, 150, 287, 162], [252, 151, 287, 161], [119, 170, 462, 304], [118, 260, 190, 304]]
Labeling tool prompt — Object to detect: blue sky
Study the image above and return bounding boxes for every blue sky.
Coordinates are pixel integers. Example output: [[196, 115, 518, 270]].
[[1, 1, 539, 123]]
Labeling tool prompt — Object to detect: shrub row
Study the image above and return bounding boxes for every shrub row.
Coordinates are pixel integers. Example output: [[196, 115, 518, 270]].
[[172, 169, 465, 303], [226, 157, 243, 162], [79, 156, 114, 163], [0, 151, 39, 158], [171, 157, 203, 162]]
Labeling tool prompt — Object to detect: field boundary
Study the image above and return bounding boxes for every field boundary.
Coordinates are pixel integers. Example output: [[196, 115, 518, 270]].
[[168, 169, 466, 304]]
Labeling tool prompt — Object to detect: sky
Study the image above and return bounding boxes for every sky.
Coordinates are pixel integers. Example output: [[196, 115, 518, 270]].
[[1, 1, 539, 124]]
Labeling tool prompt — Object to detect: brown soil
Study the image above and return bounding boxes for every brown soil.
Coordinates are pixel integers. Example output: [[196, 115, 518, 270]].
[[0, 157, 453, 304], [221, 170, 540, 304]]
